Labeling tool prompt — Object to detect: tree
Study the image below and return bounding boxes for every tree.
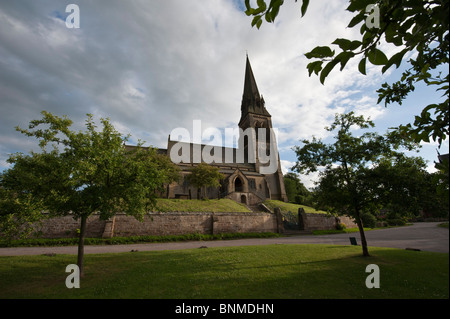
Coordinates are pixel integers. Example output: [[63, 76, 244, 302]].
[[0, 187, 44, 241], [0, 111, 180, 275], [366, 155, 449, 219], [185, 163, 225, 199], [244, 0, 449, 148], [292, 112, 419, 256], [284, 172, 312, 205]]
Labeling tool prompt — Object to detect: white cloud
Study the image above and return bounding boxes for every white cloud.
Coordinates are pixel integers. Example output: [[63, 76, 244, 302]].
[[0, 0, 445, 188], [280, 159, 295, 175]]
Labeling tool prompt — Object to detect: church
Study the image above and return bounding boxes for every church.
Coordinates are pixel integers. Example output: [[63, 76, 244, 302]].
[[134, 56, 288, 206]]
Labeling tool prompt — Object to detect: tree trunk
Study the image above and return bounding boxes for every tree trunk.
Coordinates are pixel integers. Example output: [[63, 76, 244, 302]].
[[355, 213, 370, 257], [77, 215, 87, 276]]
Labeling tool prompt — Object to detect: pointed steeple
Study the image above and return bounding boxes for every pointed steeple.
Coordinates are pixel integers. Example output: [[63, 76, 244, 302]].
[[243, 55, 260, 102], [240, 55, 271, 118]]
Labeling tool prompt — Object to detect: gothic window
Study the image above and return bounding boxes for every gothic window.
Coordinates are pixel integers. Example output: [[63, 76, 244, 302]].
[[248, 178, 256, 190], [235, 177, 243, 192]]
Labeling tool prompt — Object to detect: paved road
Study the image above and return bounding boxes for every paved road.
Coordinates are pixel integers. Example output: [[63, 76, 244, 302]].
[[0, 222, 447, 256]]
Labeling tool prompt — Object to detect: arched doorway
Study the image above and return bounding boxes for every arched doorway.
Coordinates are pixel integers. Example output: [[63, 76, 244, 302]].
[[241, 194, 247, 204], [235, 177, 243, 192]]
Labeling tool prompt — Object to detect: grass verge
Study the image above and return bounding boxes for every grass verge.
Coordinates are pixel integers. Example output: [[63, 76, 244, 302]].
[[0, 232, 280, 248], [154, 198, 251, 213], [0, 244, 447, 299], [263, 200, 326, 215]]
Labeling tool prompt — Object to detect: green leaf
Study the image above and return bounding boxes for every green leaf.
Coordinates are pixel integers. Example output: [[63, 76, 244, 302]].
[[305, 46, 335, 59], [301, 0, 310, 17], [307, 61, 323, 77], [251, 15, 262, 27], [346, 0, 373, 12], [332, 39, 361, 52], [358, 58, 367, 75], [348, 40, 362, 51], [347, 11, 365, 28], [368, 49, 388, 66], [320, 59, 340, 84], [256, 18, 263, 29], [382, 49, 408, 74], [245, 0, 251, 11], [332, 38, 352, 51], [270, 4, 280, 22], [253, 0, 266, 15], [257, 0, 266, 8], [244, 0, 254, 16], [335, 51, 356, 71], [245, 0, 252, 11]]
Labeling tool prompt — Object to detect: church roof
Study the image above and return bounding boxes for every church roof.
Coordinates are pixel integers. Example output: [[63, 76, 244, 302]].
[[241, 56, 271, 117]]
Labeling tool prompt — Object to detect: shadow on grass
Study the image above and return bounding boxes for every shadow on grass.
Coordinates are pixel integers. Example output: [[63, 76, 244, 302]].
[[0, 244, 448, 299]]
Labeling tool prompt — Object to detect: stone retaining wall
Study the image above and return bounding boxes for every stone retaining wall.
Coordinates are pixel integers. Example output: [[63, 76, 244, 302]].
[[27, 210, 358, 239], [31, 212, 280, 238], [298, 211, 357, 231]]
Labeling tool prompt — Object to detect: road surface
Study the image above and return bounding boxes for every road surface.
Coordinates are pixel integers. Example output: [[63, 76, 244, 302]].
[[0, 222, 447, 256]]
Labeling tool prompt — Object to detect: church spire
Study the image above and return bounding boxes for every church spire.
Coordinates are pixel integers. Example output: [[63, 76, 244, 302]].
[[241, 56, 271, 118], [243, 55, 260, 102]]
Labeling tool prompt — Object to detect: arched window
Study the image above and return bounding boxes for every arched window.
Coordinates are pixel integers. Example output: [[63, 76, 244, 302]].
[[235, 177, 243, 192]]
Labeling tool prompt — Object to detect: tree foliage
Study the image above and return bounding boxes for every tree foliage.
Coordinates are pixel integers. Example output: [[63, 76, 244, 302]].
[[0, 111, 180, 274], [292, 112, 420, 256], [283, 172, 312, 205], [185, 163, 225, 199], [365, 155, 448, 219], [245, 0, 449, 147]]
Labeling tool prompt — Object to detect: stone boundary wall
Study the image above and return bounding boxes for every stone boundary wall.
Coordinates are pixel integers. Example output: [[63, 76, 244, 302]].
[[113, 212, 279, 237], [298, 211, 357, 231], [33, 214, 105, 239], [31, 212, 280, 239], [28, 210, 358, 239]]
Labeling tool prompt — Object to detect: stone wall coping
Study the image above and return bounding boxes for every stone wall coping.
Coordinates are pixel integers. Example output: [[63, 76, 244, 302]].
[[40, 211, 274, 217], [131, 211, 273, 216]]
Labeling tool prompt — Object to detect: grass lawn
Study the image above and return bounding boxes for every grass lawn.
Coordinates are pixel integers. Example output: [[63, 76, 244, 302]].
[[264, 200, 326, 215], [0, 244, 447, 299], [154, 198, 251, 213]]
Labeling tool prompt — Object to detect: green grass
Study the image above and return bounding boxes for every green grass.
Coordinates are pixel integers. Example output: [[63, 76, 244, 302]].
[[312, 227, 364, 235], [154, 198, 251, 213], [0, 232, 280, 248], [1, 244, 447, 299], [264, 200, 327, 215]]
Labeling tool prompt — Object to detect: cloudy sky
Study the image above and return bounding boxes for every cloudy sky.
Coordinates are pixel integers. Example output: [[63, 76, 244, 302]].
[[0, 0, 448, 188]]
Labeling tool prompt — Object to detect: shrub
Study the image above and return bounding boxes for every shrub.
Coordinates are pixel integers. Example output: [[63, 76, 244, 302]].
[[386, 218, 406, 226], [361, 213, 377, 228]]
